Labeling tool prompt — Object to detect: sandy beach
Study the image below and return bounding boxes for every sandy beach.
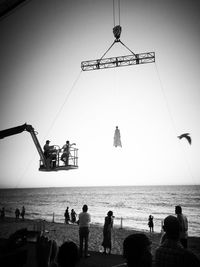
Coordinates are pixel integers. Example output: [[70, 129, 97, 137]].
[[0, 217, 200, 266]]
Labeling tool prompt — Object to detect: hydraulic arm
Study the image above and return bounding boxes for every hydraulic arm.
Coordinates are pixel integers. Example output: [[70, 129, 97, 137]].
[[0, 123, 47, 167]]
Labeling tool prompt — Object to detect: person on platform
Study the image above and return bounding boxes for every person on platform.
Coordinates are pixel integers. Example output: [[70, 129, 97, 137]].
[[61, 141, 76, 166], [43, 140, 57, 168]]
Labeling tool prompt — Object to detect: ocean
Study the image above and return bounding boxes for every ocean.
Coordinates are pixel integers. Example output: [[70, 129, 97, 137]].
[[0, 185, 199, 237]]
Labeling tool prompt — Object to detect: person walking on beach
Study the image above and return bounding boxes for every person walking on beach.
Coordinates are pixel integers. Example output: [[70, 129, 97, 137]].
[[21, 206, 25, 220], [102, 210, 114, 255], [148, 215, 154, 233], [78, 204, 91, 258], [175, 205, 188, 248], [155, 215, 200, 267], [64, 207, 70, 224]]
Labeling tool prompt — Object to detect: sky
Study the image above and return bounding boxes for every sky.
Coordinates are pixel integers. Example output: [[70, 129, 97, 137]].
[[0, 0, 200, 188]]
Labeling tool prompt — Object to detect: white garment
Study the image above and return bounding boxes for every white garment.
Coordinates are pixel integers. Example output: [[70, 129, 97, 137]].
[[114, 127, 122, 147], [79, 212, 91, 228]]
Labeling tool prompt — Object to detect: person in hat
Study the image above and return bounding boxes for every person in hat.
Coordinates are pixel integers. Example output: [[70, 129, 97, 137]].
[[101, 210, 114, 255], [155, 215, 200, 267]]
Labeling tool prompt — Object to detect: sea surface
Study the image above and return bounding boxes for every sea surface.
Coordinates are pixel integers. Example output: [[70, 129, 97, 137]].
[[0, 185, 199, 237]]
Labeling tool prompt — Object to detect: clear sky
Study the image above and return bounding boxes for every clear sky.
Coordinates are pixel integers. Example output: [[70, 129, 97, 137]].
[[0, 0, 200, 188]]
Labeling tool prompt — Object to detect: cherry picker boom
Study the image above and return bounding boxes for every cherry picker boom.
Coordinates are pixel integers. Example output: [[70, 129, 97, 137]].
[[0, 123, 78, 172]]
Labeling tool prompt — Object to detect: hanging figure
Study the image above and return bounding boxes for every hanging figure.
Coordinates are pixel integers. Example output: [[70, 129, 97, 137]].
[[113, 126, 122, 147]]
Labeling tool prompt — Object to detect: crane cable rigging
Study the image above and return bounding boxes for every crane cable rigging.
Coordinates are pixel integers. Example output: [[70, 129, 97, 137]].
[[154, 62, 194, 182], [81, 1, 155, 71], [98, 0, 136, 61], [113, 0, 121, 27]]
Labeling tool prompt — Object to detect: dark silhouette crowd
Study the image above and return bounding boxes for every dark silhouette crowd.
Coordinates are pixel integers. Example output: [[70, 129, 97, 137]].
[[0, 204, 199, 267]]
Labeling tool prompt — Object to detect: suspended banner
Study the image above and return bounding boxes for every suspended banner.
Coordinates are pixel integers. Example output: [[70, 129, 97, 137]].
[[114, 126, 122, 147]]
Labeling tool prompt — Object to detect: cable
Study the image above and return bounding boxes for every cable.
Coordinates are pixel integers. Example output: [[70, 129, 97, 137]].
[[14, 70, 83, 187], [119, 40, 136, 56], [100, 41, 116, 60], [113, 0, 121, 26], [44, 70, 83, 139], [154, 62, 177, 134], [113, 0, 115, 27], [118, 0, 121, 26], [154, 62, 195, 182]]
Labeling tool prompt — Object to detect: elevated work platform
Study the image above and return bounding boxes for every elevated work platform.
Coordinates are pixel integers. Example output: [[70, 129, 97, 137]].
[[81, 52, 155, 71]]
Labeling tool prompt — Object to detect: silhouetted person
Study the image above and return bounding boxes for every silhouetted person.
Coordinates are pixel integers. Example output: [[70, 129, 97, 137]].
[[0, 207, 5, 219], [175, 205, 188, 248], [148, 215, 154, 233], [57, 241, 79, 267], [64, 207, 70, 224], [123, 233, 152, 267], [61, 141, 75, 166], [21, 206, 25, 220], [78, 204, 91, 258], [102, 210, 114, 254], [71, 209, 77, 224], [155, 215, 200, 267], [15, 208, 20, 220], [43, 140, 57, 168]]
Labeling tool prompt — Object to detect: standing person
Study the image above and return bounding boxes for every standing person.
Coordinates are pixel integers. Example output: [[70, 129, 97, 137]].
[[71, 209, 77, 224], [155, 215, 200, 267], [102, 210, 114, 255], [78, 204, 91, 258], [61, 141, 76, 166], [0, 207, 5, 219], [15, 208, 20, 220], [175, 205, 188, 248], [64, 207, 70, 224], [148, 215, 154, 233], [21, 206, 25, 220]]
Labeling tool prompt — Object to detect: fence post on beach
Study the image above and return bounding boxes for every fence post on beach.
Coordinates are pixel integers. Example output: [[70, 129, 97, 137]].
[[52, 212, 55, 223], [120, 217, 123, 229]]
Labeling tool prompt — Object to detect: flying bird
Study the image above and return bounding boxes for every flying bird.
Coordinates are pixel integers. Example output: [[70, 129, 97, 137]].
[[177, 133, 191, 145]]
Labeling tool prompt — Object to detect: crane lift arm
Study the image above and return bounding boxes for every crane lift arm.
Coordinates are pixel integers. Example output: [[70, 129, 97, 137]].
[[0, 123, 47, 167], [0, 123, 78, 172]]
